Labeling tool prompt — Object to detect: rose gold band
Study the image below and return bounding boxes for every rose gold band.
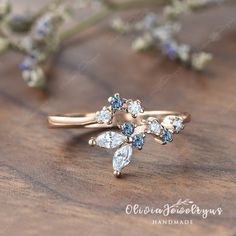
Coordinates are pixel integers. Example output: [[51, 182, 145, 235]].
[[48, 111, 191, 129]]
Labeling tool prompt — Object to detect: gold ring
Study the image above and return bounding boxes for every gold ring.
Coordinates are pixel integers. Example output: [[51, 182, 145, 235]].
[[48, 93, 191, 178]]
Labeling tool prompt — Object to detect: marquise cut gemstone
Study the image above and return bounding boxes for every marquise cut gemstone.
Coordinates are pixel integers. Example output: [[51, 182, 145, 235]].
[[113, 144, 132, 171], [95, 131, 126, 149]]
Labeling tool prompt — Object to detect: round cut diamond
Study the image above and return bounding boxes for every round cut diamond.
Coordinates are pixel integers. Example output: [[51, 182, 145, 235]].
[[96, 109, 112, 124], [111, 96, 124, 110], [128, 101, 142, 116], [147, 119, 161, 134], [132, 134, 144, 149], [162, 116, 184, 133], [161, 129, 172, 143], [121, 122, 135, 136], [173, 118, 184, 132]]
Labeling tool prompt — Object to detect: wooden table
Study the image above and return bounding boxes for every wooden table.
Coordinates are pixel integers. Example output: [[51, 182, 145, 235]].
[[0, 1, 235, 236]]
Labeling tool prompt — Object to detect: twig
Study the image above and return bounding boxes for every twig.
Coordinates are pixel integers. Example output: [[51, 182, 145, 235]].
[[59, 8, 111, 42], [111, 0, 168, 10], [32, 0, 64, 21], [60, 0, 167, 42]]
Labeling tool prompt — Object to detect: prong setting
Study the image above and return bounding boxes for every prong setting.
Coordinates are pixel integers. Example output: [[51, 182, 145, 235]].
[[108, 97, 113, 103], [113, 170, 121, 178], [89, 137, 96, 146], [127, 136, 133, 143]]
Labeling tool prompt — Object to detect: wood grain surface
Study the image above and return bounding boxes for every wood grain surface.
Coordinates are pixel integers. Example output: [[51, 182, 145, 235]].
[[0, 1, 236, 236]]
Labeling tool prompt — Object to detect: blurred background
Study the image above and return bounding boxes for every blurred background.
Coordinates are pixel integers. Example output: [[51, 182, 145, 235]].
[[0, 1, 235, 236]]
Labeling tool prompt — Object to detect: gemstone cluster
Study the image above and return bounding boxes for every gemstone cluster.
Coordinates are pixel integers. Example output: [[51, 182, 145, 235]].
[[95, 93, 144, 124], [90, 94, 185, 177]]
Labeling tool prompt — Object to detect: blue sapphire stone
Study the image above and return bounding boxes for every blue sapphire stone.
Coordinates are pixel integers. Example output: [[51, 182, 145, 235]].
[[121, 122, 134, 136], [132, 134, 144, 149], [161, 129, 172, 143], [111, 96, 124, 110]]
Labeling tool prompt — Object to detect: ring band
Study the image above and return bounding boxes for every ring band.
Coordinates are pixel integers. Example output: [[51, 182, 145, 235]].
[[48, 111, 190, 129], [48, 93, 191, 178]]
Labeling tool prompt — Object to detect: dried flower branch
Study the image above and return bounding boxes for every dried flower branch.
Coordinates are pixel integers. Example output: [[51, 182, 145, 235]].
[[0, 0, 166, 89], [0, 0, 68, 88], [0, 0, 227, 90], [111, 0, 225, 71]]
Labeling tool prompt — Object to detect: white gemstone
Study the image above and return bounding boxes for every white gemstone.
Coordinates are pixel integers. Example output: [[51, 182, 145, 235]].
[[96, 109, 112, 124], [148, 119, 161, 134], [173, 118, 184, 132], [95, 131, 126, 149], [113, 144, 132, 172], [128, 101, 142, 116], [162, 116, 184, 133]]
